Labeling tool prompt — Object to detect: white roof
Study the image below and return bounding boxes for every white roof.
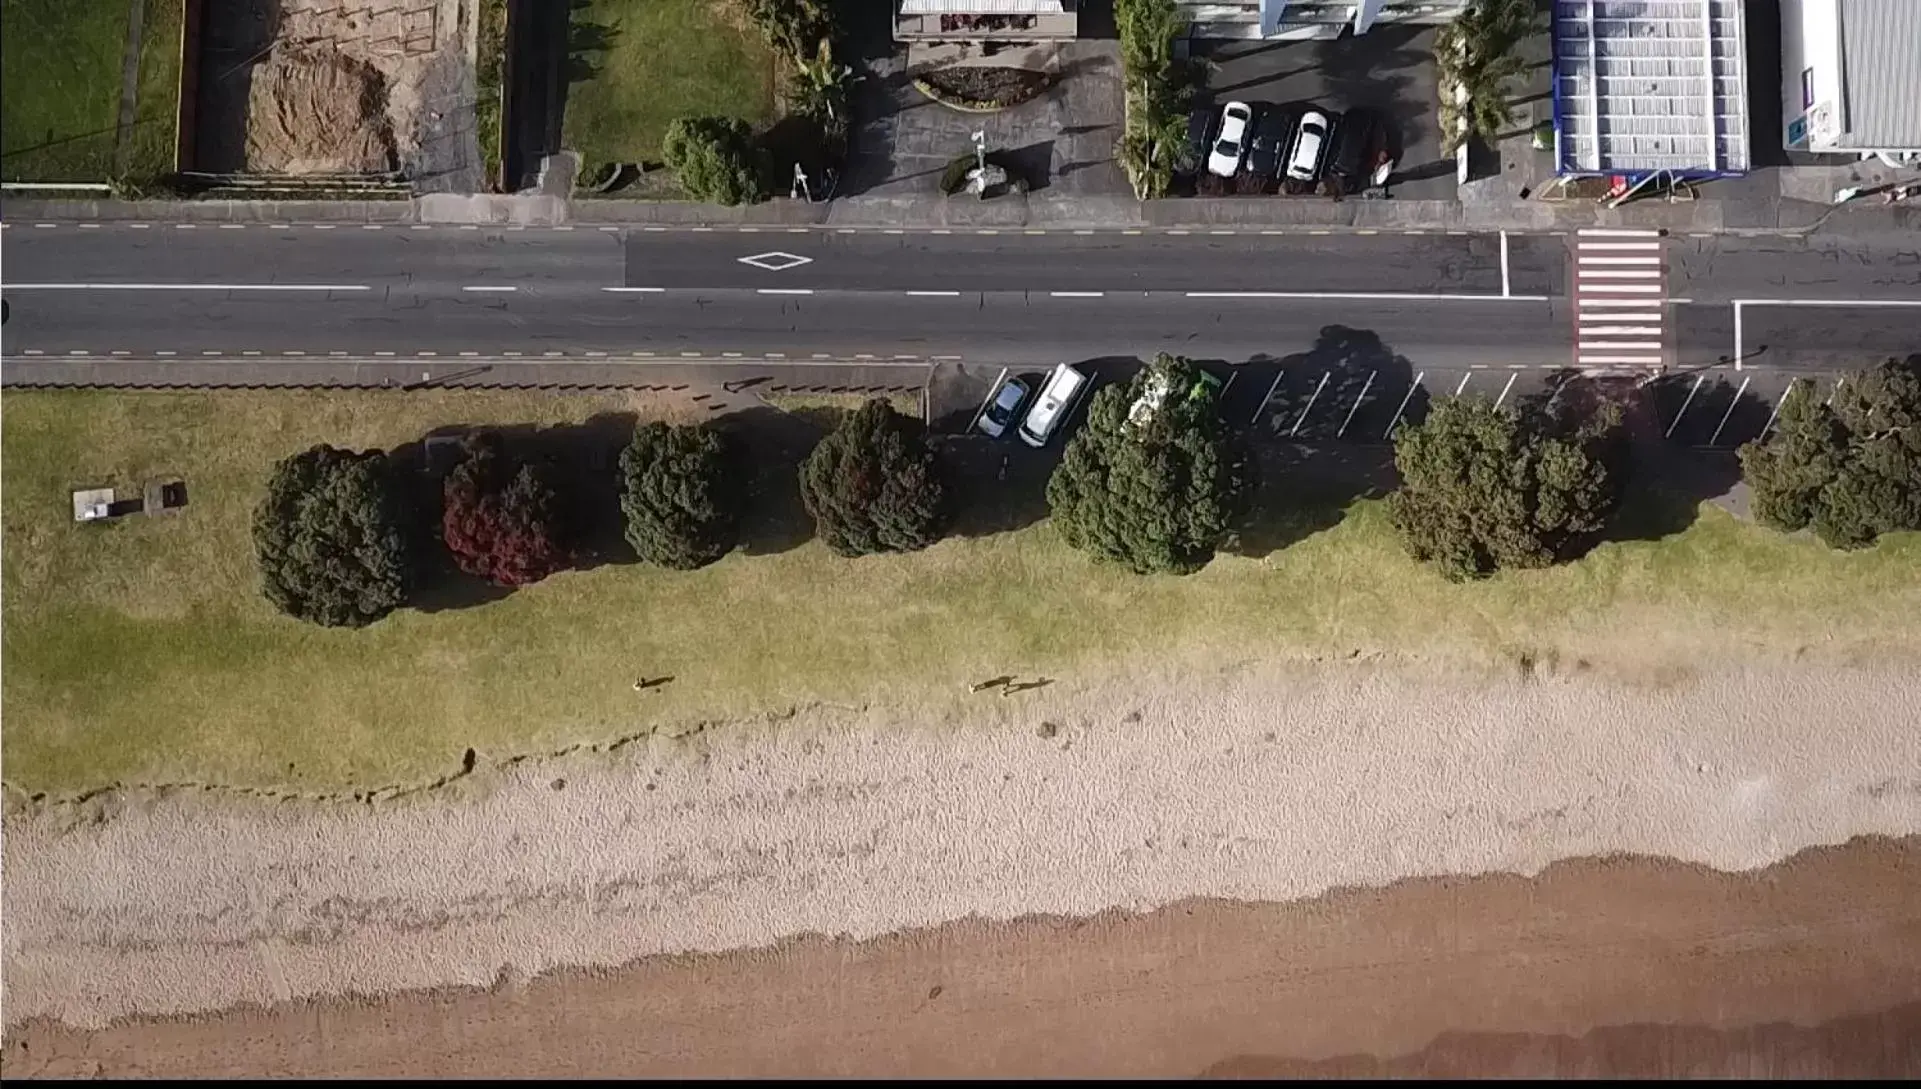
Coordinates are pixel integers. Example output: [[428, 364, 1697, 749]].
[[1554, 0, 1750, 175], [899, 1, 1065, 12]]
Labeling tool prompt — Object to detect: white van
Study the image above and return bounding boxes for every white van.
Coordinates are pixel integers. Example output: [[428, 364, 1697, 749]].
[[1017, 364, 1089, 448]]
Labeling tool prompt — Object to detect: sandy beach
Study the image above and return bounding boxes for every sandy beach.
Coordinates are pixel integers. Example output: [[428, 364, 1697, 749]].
[[4, 658, 1920, 1074]]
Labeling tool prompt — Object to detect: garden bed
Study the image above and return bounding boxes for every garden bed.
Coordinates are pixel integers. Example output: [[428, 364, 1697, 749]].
[[913, 66, 1052, 112]]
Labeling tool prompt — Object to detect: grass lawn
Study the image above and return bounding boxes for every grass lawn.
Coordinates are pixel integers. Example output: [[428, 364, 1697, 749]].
[[0, 0, 183, 182], [559, 0, 777, 182], [5, 390, 1920, 798]]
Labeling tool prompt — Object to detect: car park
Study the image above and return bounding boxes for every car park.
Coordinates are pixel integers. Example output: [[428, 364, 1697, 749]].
[[1018, 363, 1090, 448], [1182, 108, 1218, 175], [1244, 107, 1296, 180], [974, 374, 1032, 439], [1285, 108, 1331, 183], [1325, 107, 1388, 192], [1207, 101, 1255, 178]]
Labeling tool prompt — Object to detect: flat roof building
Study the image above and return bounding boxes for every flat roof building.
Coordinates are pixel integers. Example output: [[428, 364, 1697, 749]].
[[1780, 0, 1921, 164], [1175, 1, 1470, 40], [1553, 0, 1751, 177]]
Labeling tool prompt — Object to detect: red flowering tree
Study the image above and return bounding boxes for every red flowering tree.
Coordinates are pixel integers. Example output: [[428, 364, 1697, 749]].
[[441, 432, 572, 586]]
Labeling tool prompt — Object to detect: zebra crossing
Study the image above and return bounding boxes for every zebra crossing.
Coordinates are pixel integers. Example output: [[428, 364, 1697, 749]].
[[1571, 228, 1668, 370]]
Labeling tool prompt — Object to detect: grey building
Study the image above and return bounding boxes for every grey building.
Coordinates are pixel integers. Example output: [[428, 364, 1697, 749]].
[[1779, 0, 1921, 164]]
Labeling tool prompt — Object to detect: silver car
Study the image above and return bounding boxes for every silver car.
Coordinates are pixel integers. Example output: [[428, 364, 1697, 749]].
[[976, 376, 1032, 439]]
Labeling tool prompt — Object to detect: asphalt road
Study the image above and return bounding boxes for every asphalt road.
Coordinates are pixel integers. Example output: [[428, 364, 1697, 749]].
[[1, 225, 1916, 377]]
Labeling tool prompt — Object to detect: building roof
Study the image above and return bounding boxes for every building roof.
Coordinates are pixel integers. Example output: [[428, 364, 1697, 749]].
[[899, 1, 1065, 13], [1553, 0, 1751, 176], [1836, 0, 1921, 148]]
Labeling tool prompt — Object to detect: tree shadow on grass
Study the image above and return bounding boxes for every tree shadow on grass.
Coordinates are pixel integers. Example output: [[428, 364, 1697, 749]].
[[1232, 443, 1398, 560], [709, 405, 827, 557]]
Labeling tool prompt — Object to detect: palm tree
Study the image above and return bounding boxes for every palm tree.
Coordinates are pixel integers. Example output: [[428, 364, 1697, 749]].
[[1437, 0, 1543, 152]]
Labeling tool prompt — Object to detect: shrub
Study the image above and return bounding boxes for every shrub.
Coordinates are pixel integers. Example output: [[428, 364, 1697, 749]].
[[1739, 357, 1921, 549], [1387, 395, 1623, 581], [618, 422, 745, 569], [799, 400, 950, 556], [1045, 355, 1255, 574], [253, 444, 415, 627], [441, 433, 573, 587], [662, 116, 767, 206]]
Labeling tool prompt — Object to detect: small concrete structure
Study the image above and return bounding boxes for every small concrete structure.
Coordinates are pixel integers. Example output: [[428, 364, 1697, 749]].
[[72, 488, 115, 523], [896, 1, 1078, 43]]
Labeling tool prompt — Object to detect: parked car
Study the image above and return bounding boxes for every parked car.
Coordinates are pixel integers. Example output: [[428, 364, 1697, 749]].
[[1181, 108, 1218, 175], [1207, 101, 1255, 178], [1245, 108, 1297, 180], [1127, 367, 1226, 429], [975, 375, 1032, 439], [1325, 108, 1387, 191], [1286, 108, 1332, 183], [1018, 364, 1090, 448]]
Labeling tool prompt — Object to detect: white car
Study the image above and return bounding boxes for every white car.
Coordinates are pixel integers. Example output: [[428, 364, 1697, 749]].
[[1286, 109, 1331, 182], [1207, 102, 1254, 178]]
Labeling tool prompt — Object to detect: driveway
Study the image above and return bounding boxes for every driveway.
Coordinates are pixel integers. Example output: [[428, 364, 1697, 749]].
[[846, 41, 1128, 199], [1190, 25, 1452, 199]]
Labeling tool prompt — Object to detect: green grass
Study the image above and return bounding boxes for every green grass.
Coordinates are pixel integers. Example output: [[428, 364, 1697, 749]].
[[5, 391, 1920, 798], [476, 0, 506, 189], [559, 0, 776, 182], [0, 0, 183, 182]]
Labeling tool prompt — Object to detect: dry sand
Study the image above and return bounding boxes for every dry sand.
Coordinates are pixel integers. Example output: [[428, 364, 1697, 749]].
[[4, 660, 1919, 1050]]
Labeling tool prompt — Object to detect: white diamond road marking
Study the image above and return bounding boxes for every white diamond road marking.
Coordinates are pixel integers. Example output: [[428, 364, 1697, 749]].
[[737, 251, 814, 272], [1572, 229, 1667, 368]]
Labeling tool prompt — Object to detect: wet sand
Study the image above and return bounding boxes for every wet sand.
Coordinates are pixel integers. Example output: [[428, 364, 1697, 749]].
[[5, 838, 1919, 1078]]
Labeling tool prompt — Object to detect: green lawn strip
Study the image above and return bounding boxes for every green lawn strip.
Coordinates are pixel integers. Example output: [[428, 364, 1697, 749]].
[[0, 0, 131, 181], [5, 391, 1919, 797], [558, 0, 776, 182], [122, 0, 185, 180], [476, 0, 506, 188]]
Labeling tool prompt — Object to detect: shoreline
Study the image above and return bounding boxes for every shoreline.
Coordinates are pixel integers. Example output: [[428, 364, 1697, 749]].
[[5, 658, 1918, 1034], [6, 838, 1919, 1077]]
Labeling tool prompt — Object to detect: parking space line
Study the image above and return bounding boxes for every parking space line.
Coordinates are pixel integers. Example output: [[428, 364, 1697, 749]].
[[1665, 374, 1706, 438], [1827, 378, 1845, 406], [1384, 372, 1425, 439], [1253, 370, 1287, 425], [1453, 373, 1471, 395], [1335, 371, 1376, 438], [1290, 372, 1329, 437], [1760, 381, 1797, 439], [1493, 373, 1518, 409], [1708, 375, 1751, 445]]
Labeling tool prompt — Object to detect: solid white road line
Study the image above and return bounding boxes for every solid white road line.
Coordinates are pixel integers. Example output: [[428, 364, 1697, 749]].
[[1384, 372, 1426, 439], [1665, 375, 1706, 438], [5, 283, 370, 291], [757, 288, 813, 295], [1732, 297, 1921, 307], [1185, 291, 1551, 302], [906, 290, 961, 296], [602, 287, 665, 293], [1050, 291, 1104, 298], [462, 286, 518, 292], [1709, 375, 1752, 445]]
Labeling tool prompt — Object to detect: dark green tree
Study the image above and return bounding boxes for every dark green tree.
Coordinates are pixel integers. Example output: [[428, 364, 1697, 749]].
[[662, 116, 767, 206], [619, 422, 745, 569], [1739, 357, 1921, 549], [252, 444, 415, 627], [1387, 394, 1623, 581], [441, 432, 573, 587], [1045, 355, 1254, 574], [799, 400, 950, 556]]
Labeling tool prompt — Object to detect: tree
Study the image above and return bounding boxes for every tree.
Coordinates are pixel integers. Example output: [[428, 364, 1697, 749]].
[[662, 116, 766, 206], [619, 422, 745, 569], [1114, 0, 1191, 199], [252, 444, 415, 627], [739, 0, 836, 63], [1739, 357, 1921, 549], [441, 432, 572, 587], [1046, 355, 1255, 575], [1436, 0, 1539, 154], [1388, 395, 1623, 581], [799, 400, 950, 556]]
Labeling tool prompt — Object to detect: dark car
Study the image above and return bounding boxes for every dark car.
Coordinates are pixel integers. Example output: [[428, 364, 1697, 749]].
[[1326, 108, 1388, 191], [1181, 107, 1218, 175], [1245, 108, 1296, 179]]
